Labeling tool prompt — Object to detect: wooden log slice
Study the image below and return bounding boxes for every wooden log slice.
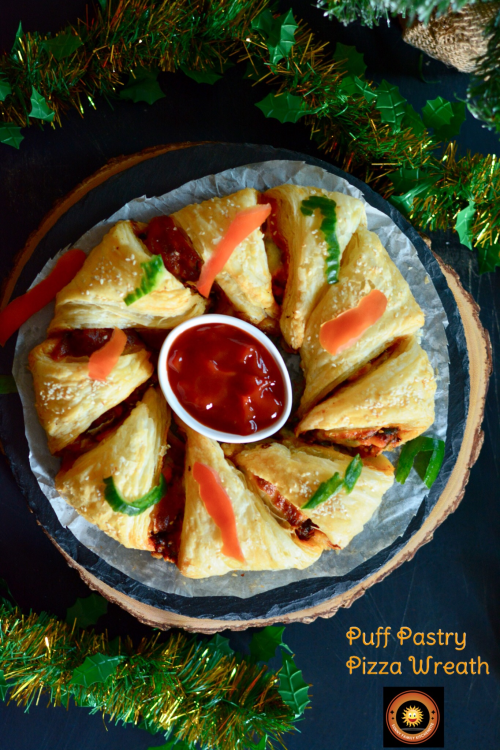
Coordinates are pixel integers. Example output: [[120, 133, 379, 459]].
[[1, 144, 491, 633]]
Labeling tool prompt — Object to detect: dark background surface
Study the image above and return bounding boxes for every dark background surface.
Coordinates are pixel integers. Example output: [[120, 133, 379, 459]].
[[0, 2, 499, 749]]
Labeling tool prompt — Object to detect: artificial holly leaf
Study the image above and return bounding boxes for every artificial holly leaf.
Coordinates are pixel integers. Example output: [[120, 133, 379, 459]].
[[390, 194, 412, 216], [65, 592, 107, 628], [120, 69, 165, 105], [247, 735, 268, 750], [478, 243, 500, 274], [455, 200, 476, 250], [389, 168, 431, 194], [375, 80, 407, 132], [0, 124, 24, 150], [0, 671, 10, 701], [267, 11, 297, 65], [71, 653, 124, 688], [339, 75, 375, 102], [250, 626, 292, 663], [402, 103, 426, 136], [29, 87, 55, 122], [354, 76, 376, 103], [0, 375, 17, 393], [41, 33, 83, 61], [181, 67, 222, 85], [422, 96, 454, 133], [278, 653, 310, 716], [338, 75, 358, 96], [255, 92, 306, 124], [11, 22, 23, 55], [251, 10, 274, 35], [0, 78, 12, 102], [334, 43, 366, 78], [389, 177, 439, 216], [434, 101, 466, 140], [251, 9, 297, 65], [422, 96, 466, 139], [183, 60, 233, 84], [206, 633, 234, 657]]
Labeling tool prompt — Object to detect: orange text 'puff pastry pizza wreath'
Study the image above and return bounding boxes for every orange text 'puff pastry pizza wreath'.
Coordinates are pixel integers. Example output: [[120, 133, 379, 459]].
[[21, 179, 444, 581]]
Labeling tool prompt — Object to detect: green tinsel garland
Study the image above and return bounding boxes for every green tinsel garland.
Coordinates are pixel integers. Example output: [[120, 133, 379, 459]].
[[0, 0, 498, 270], [0, 0, 261, 129], [320, 0, 472, 26], [321, 0, 500, 135], [468, 7, 500, 133], [242, 10, 500, 270], [0, 597, 302, 749]]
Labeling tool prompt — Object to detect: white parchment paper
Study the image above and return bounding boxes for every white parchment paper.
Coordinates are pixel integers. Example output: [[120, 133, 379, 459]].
[[13, 160, 449, 598]]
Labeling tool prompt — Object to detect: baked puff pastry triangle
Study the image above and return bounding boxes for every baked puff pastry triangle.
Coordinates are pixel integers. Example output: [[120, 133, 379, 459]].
[[172, 188, 279, 327], [29, 337, 153, 453], [297, 336, 437, 452], [263, 185, 367, 349], [55, 387, 170, 550], [177, 426, 324, 578], [300, 228, 425, 414], [48, 220, 206, 333], [235, 440, 394, 551]]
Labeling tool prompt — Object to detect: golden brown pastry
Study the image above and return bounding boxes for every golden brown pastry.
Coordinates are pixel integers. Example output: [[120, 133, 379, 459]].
[[236, 439, 394, 550], [27, 184, 437, 579], [263, 185, 367, 349], [55, 387, 169, 550], [296, 336, 436, 452], [300, 228, 425, 413], [177, 426, 326, 578], [48, 220, 206, 332], [172, 188, 279, 326], [29, 337, 153, 453]]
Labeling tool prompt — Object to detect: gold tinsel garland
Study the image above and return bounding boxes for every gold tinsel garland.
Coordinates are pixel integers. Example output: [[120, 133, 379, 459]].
[[0, 0, 499, 266], [0, 601, 299, 749]]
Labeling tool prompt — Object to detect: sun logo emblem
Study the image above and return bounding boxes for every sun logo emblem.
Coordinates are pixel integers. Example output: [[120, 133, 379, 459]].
[[402, 705, 424, 727]]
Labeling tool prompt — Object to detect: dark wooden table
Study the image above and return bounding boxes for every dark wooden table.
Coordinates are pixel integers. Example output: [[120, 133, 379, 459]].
[[0, 2, 499, 748]]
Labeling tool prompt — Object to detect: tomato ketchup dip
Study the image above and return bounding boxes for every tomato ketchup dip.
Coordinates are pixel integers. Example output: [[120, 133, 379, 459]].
[[158, 315, 292, 443]]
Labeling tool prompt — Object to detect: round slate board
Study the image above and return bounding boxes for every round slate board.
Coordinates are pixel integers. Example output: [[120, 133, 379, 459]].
[[0, 143, 475, 624]]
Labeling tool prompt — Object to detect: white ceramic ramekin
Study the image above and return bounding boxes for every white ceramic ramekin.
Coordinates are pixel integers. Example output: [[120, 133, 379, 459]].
[[157, 314, 292, 443]]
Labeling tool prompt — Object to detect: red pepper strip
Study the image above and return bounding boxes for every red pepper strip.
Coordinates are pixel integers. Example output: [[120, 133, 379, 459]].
[[319, 289, 388, 356], [88, 328, 128, 381], [196, 204, 271, 298], [0, 249, 87, 347], [192, 461, 245, 562]]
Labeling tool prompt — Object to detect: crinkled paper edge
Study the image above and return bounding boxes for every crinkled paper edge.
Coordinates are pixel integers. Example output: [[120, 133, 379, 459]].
[[13, 160, 449, 599]]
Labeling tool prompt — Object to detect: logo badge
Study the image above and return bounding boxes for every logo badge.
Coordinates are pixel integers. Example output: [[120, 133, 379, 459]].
[[383, 688, 444, 747]]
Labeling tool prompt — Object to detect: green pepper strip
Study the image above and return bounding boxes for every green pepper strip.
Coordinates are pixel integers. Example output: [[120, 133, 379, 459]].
[[302, 453, 365, 510], [302, 472, 343, 510], [395, 436, 445, 488], [124, 254, 166, 306], [103, 475, 167, 516], [344, 455, 363, 494], [300, 196, 340, 284]]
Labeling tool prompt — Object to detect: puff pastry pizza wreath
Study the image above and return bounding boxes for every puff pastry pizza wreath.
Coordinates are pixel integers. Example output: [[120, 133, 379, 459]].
[[28, 184, 438, 579]]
